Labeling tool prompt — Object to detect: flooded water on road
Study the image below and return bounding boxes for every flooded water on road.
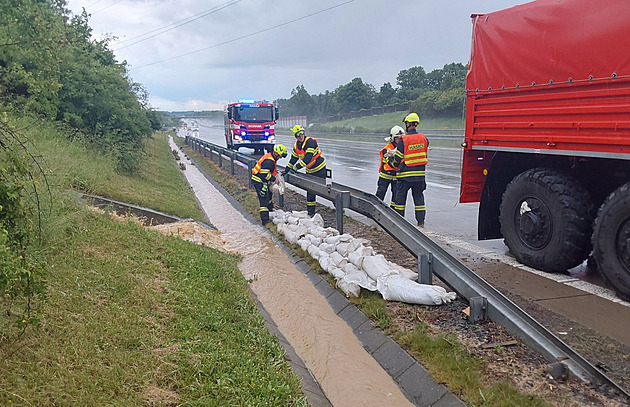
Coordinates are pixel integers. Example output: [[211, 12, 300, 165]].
[[170, 138, 414, 406]]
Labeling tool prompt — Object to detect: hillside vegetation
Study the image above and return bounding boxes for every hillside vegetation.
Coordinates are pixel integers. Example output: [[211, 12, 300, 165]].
[[0, 2, 306, 404]]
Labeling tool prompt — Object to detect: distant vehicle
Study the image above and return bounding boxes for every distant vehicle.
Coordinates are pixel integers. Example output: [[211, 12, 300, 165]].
[[460, 0, 630, 300], [224, 100, 279, 153]]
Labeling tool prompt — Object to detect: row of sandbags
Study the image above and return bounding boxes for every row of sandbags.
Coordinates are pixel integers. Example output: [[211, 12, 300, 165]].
[[271, 210, 456, 305]]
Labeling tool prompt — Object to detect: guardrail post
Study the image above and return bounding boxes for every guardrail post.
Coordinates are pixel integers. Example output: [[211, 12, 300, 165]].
[[230, 151, 235, 175], [334, 191, 350, 233], [203, 144, 207, 157], [418, 253, 433, 285], [469, 296, 488, 322], [218, 150, 223, 167]]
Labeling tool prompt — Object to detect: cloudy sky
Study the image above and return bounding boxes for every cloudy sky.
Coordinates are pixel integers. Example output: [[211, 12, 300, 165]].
[[64, 0, 528, 111]]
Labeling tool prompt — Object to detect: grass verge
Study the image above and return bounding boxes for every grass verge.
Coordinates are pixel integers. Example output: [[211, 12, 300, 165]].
[[312, 111, 464, 133], [1, 120, 307, 406]]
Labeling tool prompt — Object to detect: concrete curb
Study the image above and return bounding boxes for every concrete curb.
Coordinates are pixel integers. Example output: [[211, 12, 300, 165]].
[[185, 151, 467, 407]]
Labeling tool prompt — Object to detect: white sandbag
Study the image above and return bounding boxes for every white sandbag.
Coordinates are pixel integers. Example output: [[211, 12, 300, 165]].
[[347, 238, 369, 253], [276, 222, 286, 233], [309, 227, 328, 239], [286, 216, 299, 225], [298, 218, 316, 229], [306, 235, 322, 246], [360, 246, 375, 257], [324, 227, 340, 236], [285, 230, 299, 244], [347, 250, 364, 268], [272, 216, 282, 225], [361, 254, 392, 280], [328, 267, 345, 280], [329, 252, 347, 267], [338, 234, 353, 243], [271, 209, 285, 219], [277, 174, 286, 194], [307, 244, 320, 259], [390, 262, 418, 280], [336, 242, 351, 257], [293, 211, 310, 219], [341, 271, 377, 291], [325, 235, 341, 245], [377, 274, 457, 305], [298, 238, 310, 251], [342, 262, 361, 275], [318, 254, 331, 271], [337, 279, 360, 298], [295, 225, 308, 240], [319, 242, 336, 254], [311, 213, 325, 227]]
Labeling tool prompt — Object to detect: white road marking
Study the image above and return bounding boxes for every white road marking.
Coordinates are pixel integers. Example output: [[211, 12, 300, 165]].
[[426, 181, 456, 189]]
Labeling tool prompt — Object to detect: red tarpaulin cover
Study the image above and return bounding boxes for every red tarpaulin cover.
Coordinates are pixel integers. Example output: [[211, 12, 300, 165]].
[[467, 0, 630, 92]]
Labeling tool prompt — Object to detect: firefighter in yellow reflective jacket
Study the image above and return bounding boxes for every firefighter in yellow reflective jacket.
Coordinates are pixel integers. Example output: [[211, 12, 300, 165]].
[[252, 144, 288, 224], [283, 125, 327, 216], [389, 113, 429, 226], [377, 125, 404, 208]]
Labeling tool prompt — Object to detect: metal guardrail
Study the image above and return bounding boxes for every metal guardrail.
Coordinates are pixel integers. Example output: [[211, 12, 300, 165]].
[[184, 136, 628, 398]]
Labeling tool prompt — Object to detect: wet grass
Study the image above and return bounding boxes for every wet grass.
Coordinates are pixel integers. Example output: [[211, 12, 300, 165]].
[[0, 208, 307, 406], [398, 324, 549, 407], [0, 122, 308, 406]]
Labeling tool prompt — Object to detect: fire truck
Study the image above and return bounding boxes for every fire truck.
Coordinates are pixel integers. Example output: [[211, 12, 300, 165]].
[[460, 0, 630, 300], [224, 100, 278, 153]]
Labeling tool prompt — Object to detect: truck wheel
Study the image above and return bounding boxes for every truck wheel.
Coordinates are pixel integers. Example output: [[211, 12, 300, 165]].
[[499, 168, 593, 272], [592, 182, 630, 301]]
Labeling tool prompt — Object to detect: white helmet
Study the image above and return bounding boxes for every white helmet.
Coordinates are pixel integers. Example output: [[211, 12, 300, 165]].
[[385, 125, 405, 142]]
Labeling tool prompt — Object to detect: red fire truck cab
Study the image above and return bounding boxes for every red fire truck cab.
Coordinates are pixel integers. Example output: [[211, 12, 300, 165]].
[[460, 0, 630, 300], [224, 100, 279, 153]]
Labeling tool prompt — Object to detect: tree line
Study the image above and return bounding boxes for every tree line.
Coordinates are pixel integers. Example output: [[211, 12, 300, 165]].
[[0, 0, 163, 174], [276, 62, 467, 121]]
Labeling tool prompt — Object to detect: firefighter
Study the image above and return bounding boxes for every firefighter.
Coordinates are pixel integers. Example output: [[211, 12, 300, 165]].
[[377, 125, 404, 207], [251, 144, 288, 224], [390, 113, 429, 227], [282, 125, 327, 216]]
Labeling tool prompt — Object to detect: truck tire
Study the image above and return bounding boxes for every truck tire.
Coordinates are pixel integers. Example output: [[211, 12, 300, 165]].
[[499, 168, 593, 272], [592, 182, 630, 301]]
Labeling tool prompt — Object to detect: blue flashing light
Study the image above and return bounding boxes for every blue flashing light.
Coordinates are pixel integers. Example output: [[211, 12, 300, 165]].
[[239, 99, 255, 103], [264, 131, 270, 136], [241, 131, 247, 136]]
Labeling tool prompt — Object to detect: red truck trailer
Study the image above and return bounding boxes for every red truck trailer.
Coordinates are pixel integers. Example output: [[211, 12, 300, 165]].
[[460, 0, 630, 300], [224, 100, 279, 153]]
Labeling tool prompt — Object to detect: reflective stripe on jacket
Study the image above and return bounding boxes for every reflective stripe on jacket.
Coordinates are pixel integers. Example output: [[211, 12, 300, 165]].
[[287, 136, 326, 173], [392, 131, 428, 181], [251, 152, 277, 184]]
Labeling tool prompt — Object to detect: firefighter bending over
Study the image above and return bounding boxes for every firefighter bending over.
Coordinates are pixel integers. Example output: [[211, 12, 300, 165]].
[[389, 113, 429, 227], [377, 125, 404, 208], [251, 144, 288, 225], [282, 125, 327, 216]]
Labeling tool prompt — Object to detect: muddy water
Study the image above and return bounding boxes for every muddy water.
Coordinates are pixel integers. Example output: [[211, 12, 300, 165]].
[[171, 140, 413, 406]]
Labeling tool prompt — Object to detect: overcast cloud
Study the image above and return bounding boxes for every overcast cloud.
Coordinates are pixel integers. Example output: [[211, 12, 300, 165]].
[[65, 0, 527, 111]]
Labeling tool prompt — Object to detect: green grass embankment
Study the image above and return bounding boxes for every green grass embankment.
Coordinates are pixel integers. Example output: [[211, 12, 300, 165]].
[[311, 111, 464, 134], [0, 117, 307, 406]]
